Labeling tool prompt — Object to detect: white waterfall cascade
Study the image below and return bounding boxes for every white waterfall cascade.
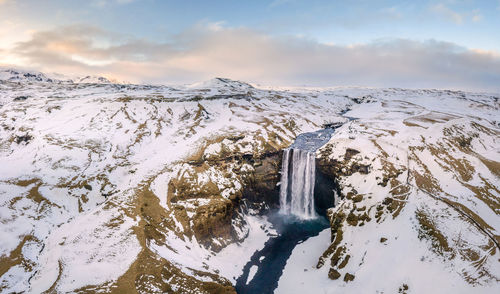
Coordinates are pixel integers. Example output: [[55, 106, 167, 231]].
[[279, 148, 317, 219]]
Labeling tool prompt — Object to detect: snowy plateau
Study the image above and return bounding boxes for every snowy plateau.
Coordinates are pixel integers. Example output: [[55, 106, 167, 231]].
[[0, 67, 499, 294]]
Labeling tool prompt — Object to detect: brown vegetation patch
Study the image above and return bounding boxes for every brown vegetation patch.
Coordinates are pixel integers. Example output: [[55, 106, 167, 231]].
[[0, 235, 38, 287], [410, 152, 443, 195], [408, 112, 459, 125], [427, 144, 475, 182], [76, 187, 235, 293], [462, 175, 500, 214], [416, 209, 454, 258], [403, 120, 426, 128], [477, 156, 500, 178]]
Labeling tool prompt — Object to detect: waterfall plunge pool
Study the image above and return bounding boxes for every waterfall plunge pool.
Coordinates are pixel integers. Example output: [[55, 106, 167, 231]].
[[234, 212, 329, 294]]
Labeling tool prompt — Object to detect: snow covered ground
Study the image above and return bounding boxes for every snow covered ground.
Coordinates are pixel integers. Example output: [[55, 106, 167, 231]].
[[282, 90, 500, 293], [276, 229, 331, 293], [0, 69, 499, 293]]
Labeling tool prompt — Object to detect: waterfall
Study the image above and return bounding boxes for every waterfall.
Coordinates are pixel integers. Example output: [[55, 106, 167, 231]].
[[279, 148, 316, 219]]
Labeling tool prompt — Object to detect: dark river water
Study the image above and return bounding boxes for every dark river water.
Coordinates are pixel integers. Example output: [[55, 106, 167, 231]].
[[289, 128, 335, 152], [235, 212, 329, 294]]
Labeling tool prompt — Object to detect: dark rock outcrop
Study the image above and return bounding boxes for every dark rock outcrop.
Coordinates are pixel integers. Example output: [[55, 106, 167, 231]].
[[13, 96, 29, 101], [192, 198, 235, 251], [314, 166, 339, 216], [15, 134, 33, 144], [241, 151, 282, 209], [317, 148, 370, 199]]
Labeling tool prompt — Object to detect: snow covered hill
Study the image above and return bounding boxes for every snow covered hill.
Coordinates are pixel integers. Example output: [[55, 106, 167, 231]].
[[279, 92, 500, 293], [0, 69, 498, 293], [0, 67, 112, 85]]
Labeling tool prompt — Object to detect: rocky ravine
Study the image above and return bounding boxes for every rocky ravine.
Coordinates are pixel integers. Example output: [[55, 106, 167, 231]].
[[0, 72, 499, 293]]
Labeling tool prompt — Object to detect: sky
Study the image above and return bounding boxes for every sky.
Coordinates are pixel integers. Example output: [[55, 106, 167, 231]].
[[0, 0, 499, 90]]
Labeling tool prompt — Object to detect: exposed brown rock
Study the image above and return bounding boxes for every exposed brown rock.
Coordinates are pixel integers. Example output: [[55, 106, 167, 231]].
[[317, 147, 370, 185], [344, 273, 355, 282], [338, 255, 350, 269], [241, 151, 282, 207], [344, 148, 360, 161], [192, 198, 235, 251], [328, 268, 341, 280]]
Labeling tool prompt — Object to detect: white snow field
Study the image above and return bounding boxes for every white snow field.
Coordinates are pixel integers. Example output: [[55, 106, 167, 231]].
[[0, 68, 499, 293]]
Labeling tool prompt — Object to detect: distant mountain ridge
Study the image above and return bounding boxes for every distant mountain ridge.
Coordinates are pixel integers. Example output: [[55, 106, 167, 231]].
[[185, 77, 254, 90], [0, 68, 262, 90], [0, 67, 112, 84]]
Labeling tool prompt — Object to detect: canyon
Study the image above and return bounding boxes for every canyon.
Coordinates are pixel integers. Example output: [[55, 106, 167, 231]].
[[0, 69, 499, 293]]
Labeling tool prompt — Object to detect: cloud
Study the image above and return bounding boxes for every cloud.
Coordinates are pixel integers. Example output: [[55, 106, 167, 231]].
[[430, 4, 483, 24], [430, 3, 464, 24], [10, 24, 500, 91]]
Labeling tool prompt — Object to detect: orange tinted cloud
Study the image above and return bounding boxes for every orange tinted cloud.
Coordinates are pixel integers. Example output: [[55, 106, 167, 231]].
[[8, 24, 500, 91]]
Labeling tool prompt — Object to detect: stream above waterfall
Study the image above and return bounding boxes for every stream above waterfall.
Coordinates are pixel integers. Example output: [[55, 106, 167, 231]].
[[289, 128, 335, 152]]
